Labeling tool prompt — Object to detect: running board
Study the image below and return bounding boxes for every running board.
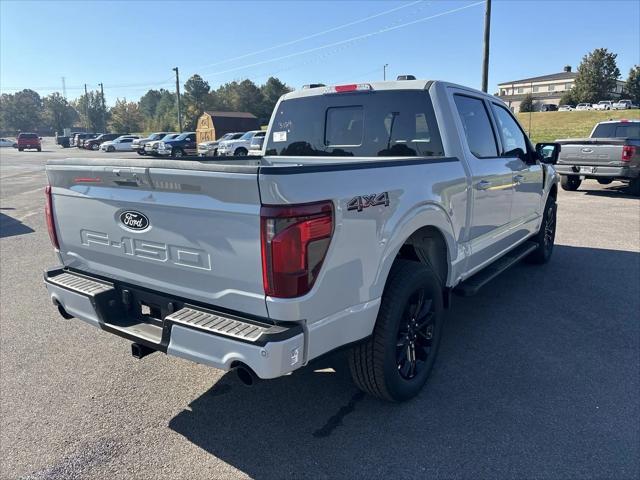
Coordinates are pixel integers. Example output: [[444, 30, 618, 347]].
[[454, 241, 538, 297]]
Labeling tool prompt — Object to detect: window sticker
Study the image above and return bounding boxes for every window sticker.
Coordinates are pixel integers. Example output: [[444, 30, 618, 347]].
[[273, 131, 287, 142]]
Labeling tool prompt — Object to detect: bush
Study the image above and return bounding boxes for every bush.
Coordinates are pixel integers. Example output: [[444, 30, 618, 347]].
[[519, 94, 534, 112], [560, 90, 578, 106]]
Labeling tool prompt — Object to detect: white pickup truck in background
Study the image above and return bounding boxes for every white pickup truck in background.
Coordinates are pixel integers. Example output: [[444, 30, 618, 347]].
[[44, 79, 560, 401]]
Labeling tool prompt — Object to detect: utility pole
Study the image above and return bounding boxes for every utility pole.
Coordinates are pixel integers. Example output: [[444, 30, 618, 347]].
[[481, 0, 491, 93], [61, 77, 67, 99], [98, 83, 106, 132], [84, 83, 89, 131], [173, 67, 183, 132], [383, 64, 389, 81]]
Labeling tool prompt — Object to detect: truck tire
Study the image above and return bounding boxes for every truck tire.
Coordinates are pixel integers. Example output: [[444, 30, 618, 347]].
[[597, 178, 612, 185], [348, 259, 444, 402], [525, 195, 557, 264], [172, 148, 184, 158], [561, 175, 581, 191], [234, 147, 247, 156], [628, 177, 640, 196]]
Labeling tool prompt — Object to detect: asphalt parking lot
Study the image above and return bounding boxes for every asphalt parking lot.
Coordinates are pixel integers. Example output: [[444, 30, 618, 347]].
[[1, 138, 639, 479]]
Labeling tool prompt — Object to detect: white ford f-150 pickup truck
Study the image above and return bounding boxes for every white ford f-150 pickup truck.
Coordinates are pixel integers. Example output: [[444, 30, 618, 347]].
[[44, 79, 560, 401]]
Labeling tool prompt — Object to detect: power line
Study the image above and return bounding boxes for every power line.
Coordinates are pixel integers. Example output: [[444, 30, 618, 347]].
[[186, 0, 425, 72], [196, 1, 484, 79], [0, 2, 482, 99]]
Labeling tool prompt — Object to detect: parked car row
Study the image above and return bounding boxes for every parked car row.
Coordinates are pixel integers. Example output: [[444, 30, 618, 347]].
[[131, 129, 266, 158], [557, 99, 638, 111], [50, 128, 269, 158]]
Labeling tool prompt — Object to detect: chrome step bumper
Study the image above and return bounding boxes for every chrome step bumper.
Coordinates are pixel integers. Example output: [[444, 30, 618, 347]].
[[44, 267, 304, 379]]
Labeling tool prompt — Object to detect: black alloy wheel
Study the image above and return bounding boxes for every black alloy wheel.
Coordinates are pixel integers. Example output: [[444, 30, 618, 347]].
[[396, 289, 436, 380]]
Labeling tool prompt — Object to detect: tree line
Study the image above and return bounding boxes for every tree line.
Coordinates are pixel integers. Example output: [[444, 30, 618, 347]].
[[0, 75, 292, 135], [520, 48, 640, 112]]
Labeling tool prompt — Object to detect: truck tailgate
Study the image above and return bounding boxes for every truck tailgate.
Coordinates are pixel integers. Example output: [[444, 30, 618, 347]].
[[557, 138, 627, 166], [46, 158, 267, 317]]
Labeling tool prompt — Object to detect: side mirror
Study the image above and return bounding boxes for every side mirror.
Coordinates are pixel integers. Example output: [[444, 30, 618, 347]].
[[536, 142, 561, 165]]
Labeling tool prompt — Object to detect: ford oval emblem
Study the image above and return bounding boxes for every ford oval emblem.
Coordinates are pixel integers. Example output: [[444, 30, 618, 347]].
[[119, 211, 149, 231]]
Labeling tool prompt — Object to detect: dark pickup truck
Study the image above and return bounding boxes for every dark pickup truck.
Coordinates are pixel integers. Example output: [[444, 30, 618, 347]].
[[555, 120, 640, 195]]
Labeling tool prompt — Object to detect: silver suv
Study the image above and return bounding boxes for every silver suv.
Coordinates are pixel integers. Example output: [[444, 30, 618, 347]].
[[217, 130, 265, 156]]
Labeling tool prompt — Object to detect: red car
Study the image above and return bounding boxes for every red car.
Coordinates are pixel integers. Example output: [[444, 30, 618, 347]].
[[17, 133, 41, 152]]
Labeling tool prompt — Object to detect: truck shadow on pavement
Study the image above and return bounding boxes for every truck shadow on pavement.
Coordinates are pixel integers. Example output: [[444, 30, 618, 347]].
[[579, 184, 638, 198], [168, 245, 639, 479], [0, 212, 35, 238]]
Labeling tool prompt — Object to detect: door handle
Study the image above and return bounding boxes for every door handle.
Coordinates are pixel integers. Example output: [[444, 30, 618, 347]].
[[476, 180, 492, 190], [514, 174, 525, 185]]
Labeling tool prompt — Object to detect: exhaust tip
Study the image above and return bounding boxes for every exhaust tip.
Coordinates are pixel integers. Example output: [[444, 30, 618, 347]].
[[57, 304, 74, 320], [236, 365, 259, 387]]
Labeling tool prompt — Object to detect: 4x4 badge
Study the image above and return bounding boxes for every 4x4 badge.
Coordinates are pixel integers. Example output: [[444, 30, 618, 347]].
[[347, 192, 390, 212]]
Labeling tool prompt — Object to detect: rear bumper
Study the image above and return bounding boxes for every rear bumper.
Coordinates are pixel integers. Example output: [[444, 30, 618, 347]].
[[44, 267, 305, 379], [556, 164, 639, 179]]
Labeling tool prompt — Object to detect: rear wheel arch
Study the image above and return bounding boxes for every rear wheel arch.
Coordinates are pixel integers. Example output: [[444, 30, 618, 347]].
[[395, 226, 450, 288], [371, 204, 458, 303]]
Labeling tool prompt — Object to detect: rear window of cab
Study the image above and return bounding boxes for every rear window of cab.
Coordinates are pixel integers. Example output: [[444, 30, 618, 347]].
[[18, 133, 38, 139], [265, 90, 444, 157]]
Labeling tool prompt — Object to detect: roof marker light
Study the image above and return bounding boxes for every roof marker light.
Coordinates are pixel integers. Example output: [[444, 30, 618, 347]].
[[325, 83, 373, 94]]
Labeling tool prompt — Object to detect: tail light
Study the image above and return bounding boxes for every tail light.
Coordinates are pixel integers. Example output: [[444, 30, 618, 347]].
[[45, 185, 60, 250], [261, 201, 333, 298], [622, 145, 635, 162]]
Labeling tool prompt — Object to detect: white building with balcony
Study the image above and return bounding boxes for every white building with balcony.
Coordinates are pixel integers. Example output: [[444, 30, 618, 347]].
[[496, 66, 626, 112]]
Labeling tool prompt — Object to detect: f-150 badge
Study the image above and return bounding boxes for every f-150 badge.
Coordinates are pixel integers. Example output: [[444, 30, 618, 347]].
[[347, 192, 390, 212]]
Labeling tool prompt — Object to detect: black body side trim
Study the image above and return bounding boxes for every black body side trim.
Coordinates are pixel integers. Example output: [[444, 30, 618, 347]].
[[258, 156, 459, 175]]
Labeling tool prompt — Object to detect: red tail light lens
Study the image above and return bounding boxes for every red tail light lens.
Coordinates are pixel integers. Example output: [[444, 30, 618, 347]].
[[45, 185, 60, 250], [261, 201, 333, 298], [622, 145, 635, 162]]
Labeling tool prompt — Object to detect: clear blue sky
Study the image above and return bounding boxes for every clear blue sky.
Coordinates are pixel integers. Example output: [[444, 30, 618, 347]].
[[1, 0, 638, 105]]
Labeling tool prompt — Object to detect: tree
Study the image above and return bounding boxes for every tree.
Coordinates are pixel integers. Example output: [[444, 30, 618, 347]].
[[559, 89, 578, 107], [519, 93, 534, 112], [625, 65, 640, 105], [44, 92, 78, 133], [151, 90, 178, 131], [74, 90, 107, 132], [572, 48, 621, 104], [0, 89, 44, 132], [183, 74, 211, 129], [109, 99, 143, 133], [260, 77, 292, 122], [138, 89, 164, 120], [230, 79, 263, 116]]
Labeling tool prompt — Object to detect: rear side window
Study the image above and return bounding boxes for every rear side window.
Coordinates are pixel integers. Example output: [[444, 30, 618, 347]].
[[592, 123, 640, 139], [453, 95, 498, 158], [265, 90, 444, 157]]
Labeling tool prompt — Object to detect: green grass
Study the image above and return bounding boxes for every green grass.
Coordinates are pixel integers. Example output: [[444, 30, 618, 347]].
[[516, 109, 640, 144]]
